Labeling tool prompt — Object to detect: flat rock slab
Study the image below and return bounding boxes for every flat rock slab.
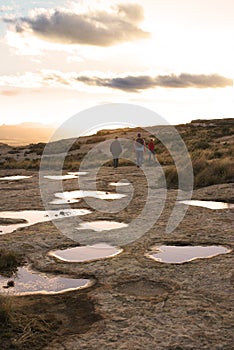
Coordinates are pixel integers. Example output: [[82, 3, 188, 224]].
[[116, 279, 171, 301], [0, 217, 27, 225]]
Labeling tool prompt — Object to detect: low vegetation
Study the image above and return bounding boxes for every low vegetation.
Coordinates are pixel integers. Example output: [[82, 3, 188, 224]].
[[0, 249, 24, 278], [0, 118, 233, 188], [0, 292, 101, 350]]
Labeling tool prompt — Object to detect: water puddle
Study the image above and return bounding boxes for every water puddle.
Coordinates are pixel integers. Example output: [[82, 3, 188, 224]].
[[50, 198, 80, 205], [0, 209, 91, 234], [109, 181, 130, 186], [43, 172, 87, 181], [0, 266, 91, 295], [44, 174, 78, 180], [146, 245, 231, 264], [179, 200, 234, 210], [50, 243, 122, 262], [68, 171, 88, 176], [0, 175, 32, 181], [55, 190, 126, 201], [77, 220, 128, 232]]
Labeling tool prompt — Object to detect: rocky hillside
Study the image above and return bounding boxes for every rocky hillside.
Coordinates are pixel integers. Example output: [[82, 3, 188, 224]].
[[0, 118, 233, 188]]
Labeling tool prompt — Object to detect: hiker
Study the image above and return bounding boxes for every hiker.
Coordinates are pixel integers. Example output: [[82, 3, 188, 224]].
[[134, 133, 146, 167], [110, 136, 122, 168], [148, 138, 156, 164]]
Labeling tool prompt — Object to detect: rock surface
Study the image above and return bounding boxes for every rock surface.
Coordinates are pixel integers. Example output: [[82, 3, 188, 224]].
[[0, 168, 233, 350]]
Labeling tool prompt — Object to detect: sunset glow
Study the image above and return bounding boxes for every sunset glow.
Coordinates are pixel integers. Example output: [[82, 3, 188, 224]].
[[0, 0, 233, 129]]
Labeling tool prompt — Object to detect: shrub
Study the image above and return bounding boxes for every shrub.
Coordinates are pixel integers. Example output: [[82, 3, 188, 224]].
[[163, 166, 178, 188], [192, 157, 208, 175], [86, 136, 106, 144], [191, 139, 210, 150], [0, 295, 11, 324], [69, 142, 81, 151], [97, 130, 111, 136], [194, 158, 233, 188], [8, 149, 20, 154], [0, 249, 24, 273], [28, 143, 46, 155]]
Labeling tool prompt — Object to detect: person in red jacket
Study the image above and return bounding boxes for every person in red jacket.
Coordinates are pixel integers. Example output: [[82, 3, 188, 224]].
[[147, 138, 156, 164]]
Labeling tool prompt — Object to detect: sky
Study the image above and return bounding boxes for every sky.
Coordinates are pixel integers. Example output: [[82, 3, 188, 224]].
[[0, 0, 233, 131]]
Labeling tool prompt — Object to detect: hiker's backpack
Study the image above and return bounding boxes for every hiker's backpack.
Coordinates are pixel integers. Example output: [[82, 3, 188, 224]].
[[136, 137, 144, 146]]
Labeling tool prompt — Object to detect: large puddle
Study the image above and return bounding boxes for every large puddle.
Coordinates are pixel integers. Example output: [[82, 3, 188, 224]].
[[0, 175, 32, 181], [0, 209, 91, 234], [77, 220, 128, 232], [179, 200, 234, 210], [0, 266, 91, 295], [54, 190, 126, 201], [50, 243, 122, 262], [146, 245, 231, 264]]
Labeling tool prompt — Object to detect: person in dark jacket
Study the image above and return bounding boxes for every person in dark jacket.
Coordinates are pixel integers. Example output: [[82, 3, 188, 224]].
[[134, 133, 146, 167], [110, 136, 122, 168]]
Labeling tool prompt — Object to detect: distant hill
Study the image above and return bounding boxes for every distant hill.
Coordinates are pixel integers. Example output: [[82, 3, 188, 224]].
[[0, 123, 56, 146]]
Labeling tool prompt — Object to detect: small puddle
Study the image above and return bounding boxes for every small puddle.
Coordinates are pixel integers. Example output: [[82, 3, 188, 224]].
[[68, 172, 87, 176], [55, 190, 126, 201], [0, 175, 32, 181], [109, 181, 130, 186], [77, 220, 128, 232], [0, 266, 91, 295], [146, 245, 231, 264], [0, 209, 91, 234], [50, 243, 122, 262], [44, 174, 78, 180], [50, 198, 80, 205], [179, 200, 234, 210]]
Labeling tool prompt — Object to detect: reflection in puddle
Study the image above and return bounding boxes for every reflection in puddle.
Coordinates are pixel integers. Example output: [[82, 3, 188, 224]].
[[50, 198, 80, 205], [44, 172, 87, 180], [55, 190, 126, 201], [110, 181, 130, 186], [146, 245, 231, 264], [0, 266, 91, 295], [68, 172, 87, 176], [180, 200, 234, 210], [77, 220, 128, 232], [0, 209, 91, 234], [0, 175, 32, 181], [50, 243, 122, 262], [44, 174, 78, 180]]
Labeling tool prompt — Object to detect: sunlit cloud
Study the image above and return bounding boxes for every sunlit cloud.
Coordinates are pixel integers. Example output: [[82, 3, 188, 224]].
[[0, 70, 72, 89], [0, 6, 15, 12], [76, 73, 233, 91], [3, 3, 150, 46], [4, 30, 82, 57], [0, 70, 232, 93]]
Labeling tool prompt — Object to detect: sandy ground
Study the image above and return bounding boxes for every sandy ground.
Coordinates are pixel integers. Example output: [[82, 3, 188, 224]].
[[0, 168, 233, 350]]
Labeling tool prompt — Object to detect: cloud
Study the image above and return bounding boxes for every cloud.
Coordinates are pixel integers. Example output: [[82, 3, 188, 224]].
[[0, 71, 232, 92], [76, 73, 233, 91], [0, 71, 73, 89], [0, 6, 15, 12], [3, 3, 150, 46]]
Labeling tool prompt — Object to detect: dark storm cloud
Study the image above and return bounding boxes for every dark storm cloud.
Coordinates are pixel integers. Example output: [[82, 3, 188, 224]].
[[3, 3, 150, 46], [76, 73, 233, 91]]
